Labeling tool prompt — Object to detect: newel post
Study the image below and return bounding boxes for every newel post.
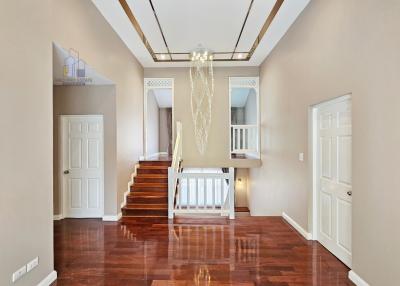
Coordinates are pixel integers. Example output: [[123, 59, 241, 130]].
[[229, 167, 235, 219], [168, 167, 174, 219]]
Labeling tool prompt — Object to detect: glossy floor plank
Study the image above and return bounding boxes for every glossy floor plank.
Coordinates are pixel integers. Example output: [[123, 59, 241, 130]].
[[53, 217, 354, 286]]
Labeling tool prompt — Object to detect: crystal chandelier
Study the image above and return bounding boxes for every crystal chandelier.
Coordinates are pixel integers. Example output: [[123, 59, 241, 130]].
[[189, 49, 214, 155]]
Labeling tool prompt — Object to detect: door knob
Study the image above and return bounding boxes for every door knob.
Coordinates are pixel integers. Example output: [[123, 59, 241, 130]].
[[347, 191, 352, 196], [64, 170, 70, 174]]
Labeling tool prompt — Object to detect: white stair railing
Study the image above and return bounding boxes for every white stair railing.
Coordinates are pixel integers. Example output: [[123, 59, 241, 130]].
[[231, 124, 258, 154], [169, 168, 235, 219], [168, 121, 182, 219]]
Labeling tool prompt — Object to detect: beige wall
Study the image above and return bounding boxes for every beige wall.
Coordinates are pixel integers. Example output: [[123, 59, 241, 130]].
[[144, 67, 260, 168], [53, 85, 117, 215], [146, 90, 160, 156], [0, 1, 144, 282], [52, 0, 144, 215], [252, 0, 400, 284], [159, 108, 171, 154], [0, 1, 54, 285]]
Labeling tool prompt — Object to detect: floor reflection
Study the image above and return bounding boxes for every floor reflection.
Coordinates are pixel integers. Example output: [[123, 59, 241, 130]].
[[53, 217, 353, 286]]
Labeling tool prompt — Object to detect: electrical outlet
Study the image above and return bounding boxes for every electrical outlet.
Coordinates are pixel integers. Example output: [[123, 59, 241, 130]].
[[27, 257, 39, 272], [298, 152, 304, 162], [12, 265, 26, 283]]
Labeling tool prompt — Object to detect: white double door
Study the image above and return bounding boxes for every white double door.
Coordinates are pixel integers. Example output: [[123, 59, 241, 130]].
[[316, 97, 352, 267], [61, 115, 104, 218]]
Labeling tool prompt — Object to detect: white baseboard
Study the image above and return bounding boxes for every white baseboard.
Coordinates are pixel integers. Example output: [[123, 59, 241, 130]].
[[348, 270, 370, 286], [282, 212, 312, 240], [53, 214, 64, 221], [145, 152, 168, 159], [37, 270, 57, 286], [102, 213, 121, 222]]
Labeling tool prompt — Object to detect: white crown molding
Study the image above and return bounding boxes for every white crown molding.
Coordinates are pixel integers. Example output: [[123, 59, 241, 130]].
[[348, 270, 370, 286], [282, 212, 312, 240], [37, 270, 57, 286]]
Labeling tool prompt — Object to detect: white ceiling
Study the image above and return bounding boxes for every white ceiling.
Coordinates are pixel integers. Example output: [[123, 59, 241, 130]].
[[92, 0, 310, 67], [150, 89, 172, 108]]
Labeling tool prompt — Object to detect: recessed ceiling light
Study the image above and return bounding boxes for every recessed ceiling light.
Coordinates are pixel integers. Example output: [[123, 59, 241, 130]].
[[160, 54, 166, 60], [237, 53, 244, 59]]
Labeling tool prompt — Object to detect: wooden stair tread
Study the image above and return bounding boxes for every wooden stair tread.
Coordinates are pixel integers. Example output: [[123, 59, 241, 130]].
[[235, 206, 250, 212], [139, 160, 171, 164], [121, 215, 168, 219], [129, 191, 167, 195], [122, 159, 170, 218], [127, 193, 168, 200], [133, 182, 167, 187]]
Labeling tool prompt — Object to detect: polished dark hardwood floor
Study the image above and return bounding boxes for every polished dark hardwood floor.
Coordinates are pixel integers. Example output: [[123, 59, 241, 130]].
[[53, 217, 354, 286]]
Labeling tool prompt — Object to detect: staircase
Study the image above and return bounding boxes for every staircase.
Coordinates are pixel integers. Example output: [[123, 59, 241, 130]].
[[122, 159, 171, 217]]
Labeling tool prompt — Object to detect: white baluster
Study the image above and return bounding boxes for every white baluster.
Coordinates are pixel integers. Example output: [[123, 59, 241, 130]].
[[179, 177, 182, 210], [187, 178, 190, 210], [229, 167, 235, 219], [168, 167, 174, 219], [244, 127, 247, 149], [212, 178, 215, 209], [204, 177, 207, 210], [220, 178, 223, 209], [196, 178, 199, 210]]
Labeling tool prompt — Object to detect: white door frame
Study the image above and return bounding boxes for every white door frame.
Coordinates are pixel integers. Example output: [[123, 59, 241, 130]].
[[59, 115, 104, 218], [143, 78, 174, 159], [309, 93, 353, 250], [310, 93, 352, 239]]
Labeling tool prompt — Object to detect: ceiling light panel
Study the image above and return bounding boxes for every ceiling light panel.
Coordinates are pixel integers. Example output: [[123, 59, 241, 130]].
[[127, 0, 168, 53], [151, 0, 251, 53], [171, 54, 190, 61]]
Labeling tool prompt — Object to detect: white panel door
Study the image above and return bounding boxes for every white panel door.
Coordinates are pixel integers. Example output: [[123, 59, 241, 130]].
[[61, 115, 104, 218], [317, 98, 352, 267]]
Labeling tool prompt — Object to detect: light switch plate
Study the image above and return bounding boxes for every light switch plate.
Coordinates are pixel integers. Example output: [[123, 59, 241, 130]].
[[27, 257, 39, 272], [298, 152, 304, 162], [12, 265, 26, 282]]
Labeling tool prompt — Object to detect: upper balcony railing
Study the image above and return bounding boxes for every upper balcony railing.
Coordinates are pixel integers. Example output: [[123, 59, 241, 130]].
[[231, 124, 258, 154]]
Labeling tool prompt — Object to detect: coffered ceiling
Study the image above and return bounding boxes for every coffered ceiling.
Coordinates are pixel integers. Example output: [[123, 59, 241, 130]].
[[92, 0, 310, 67]]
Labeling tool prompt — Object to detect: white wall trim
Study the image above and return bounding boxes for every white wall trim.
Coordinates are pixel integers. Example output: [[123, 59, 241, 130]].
[[37, 270, 57, 286], [144, 78, 174, 158], [53, 214, 64, 221], [348, 270, 370, 286], [228, 76, 260, 159], [102, 214, 121, 222], [282, 212, 312, 240], [145, 152, 168, 159], [120, 163, 140, 209]]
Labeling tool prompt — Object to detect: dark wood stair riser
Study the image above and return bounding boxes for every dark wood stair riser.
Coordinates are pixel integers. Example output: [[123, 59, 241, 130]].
[[122, 208, 168, 217], [134, 176, 168, 184], [130, 185, 168, 192], [137, 168, 168, 175], [122, 160, 171, 218], [127, 196, 168, 204]]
